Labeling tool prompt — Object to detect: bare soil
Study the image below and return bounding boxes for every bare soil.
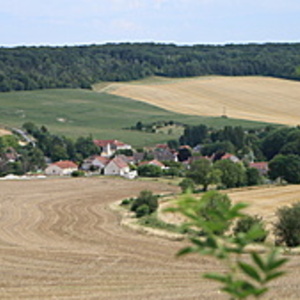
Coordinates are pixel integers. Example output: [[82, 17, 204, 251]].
[[0, 177, 299, 299], [0, 128, 12, 136]]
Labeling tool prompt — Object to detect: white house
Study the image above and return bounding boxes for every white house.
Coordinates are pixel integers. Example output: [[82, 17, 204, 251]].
[[104, 156, 137, 178], [45, 160, 78, 176], [81, 155, 109, 172]]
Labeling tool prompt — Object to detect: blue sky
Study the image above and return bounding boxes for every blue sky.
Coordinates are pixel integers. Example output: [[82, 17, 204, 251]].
[[1, 0, 300, 46]]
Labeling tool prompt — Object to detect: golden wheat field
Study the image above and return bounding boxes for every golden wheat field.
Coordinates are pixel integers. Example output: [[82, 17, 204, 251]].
[[1, 177, 300, 299], [94, 76, 300, 125]]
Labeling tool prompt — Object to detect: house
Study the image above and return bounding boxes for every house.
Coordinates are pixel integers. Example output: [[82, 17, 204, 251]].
[[104, 156, 133, 177], [45, 160, 78, 176], [93, 139, 132, 157], [81, 155, 109, 172], [249, 162, 269, 176], [139, 159, 166, 169], [220, 153, 240, 163], [114, 154, 135, 164]]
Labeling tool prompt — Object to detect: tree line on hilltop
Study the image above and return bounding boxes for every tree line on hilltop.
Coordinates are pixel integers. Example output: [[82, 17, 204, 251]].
[[1, 42, 300, 92]]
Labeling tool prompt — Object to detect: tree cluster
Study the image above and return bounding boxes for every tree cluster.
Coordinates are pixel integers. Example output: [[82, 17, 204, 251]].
[[0, 122, 101, 176], [22, 122, 99, 163], [1, 43, 300, 92], [177, 124, 300, 184]]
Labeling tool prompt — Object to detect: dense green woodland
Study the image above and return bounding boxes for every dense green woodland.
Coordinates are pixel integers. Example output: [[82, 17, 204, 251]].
[[1, 43, 300, 92]]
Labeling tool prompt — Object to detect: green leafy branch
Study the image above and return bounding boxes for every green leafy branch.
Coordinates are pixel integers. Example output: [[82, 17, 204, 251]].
[[165, 191, 288, 299]]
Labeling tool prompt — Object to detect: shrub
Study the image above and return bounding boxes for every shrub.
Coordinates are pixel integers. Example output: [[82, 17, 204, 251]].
[[120, 198, 134, 206], [274, 202, 300, 247], [131, 190, 159, 216], [233, 215, 268, 242], [71, 170, 85, 177], [179, 178, 195, 193], [136, 204, 150, 218], [137, 164, 162, 177]]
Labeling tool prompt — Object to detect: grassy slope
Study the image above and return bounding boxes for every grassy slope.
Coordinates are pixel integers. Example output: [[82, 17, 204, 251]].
[[96, 76, 300, 126], [0, 88, 270, 147]]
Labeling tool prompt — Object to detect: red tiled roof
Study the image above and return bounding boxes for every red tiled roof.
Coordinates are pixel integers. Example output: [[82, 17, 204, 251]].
[[111, 157, 129, 169], [156, 144, 169, 149], [92, 156, 109, 165], [139, 159, 165, 168], [94, 139, 126, 147], [53, 160, 78, 169], [221, 153, 235, 160], [179, 145, 192, 150], [249, 162, 268, 169]]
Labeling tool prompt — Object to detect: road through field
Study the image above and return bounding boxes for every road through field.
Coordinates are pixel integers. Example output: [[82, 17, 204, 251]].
[[0, 178, 299, 299]]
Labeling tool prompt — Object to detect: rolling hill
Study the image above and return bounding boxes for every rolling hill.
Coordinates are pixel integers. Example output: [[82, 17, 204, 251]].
[[0, 87, 269, 147], [94, 76, 300, 126]]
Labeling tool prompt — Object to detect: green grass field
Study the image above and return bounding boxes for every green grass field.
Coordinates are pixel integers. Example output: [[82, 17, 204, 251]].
[[0, 88, 273, 147]]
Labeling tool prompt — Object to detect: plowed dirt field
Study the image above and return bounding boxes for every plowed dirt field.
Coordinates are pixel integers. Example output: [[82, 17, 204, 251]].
[[0, 178, 299, 299]]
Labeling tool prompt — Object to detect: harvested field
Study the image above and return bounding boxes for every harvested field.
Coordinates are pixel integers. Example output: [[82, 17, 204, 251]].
[[0, 178, 300, 299], [97, 76, 300, 126]]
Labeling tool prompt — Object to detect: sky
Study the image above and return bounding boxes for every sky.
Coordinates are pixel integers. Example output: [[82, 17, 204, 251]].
[[1, 0, 300, 47]]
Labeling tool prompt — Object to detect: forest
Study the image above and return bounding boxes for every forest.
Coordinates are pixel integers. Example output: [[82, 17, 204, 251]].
[[1, 42, 300, 92]]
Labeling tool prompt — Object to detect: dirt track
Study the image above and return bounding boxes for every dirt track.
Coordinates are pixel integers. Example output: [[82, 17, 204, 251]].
[[0, 178, 299, 299]]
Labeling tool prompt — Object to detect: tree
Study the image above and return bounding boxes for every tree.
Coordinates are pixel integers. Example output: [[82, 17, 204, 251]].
[[177, 147, 192, 162], [179, 124, 208, 147], [51, 145, 69, 162], [261, 127, 293, 160], [179, 178, 195, 193], [233, 215, 268, 242], [167, 139, 179, 150], [214, 160, 246, 188], [245, 167, 262, 186], [75, 136, 99, 158], [197, 191, 232, 235], [268, 154, 300, 184], [187, 158, 221, 191], [22, 122, 39, 136], [201, 141, 235, 157], [274, 202, 300, 247], [137, 164, 162, 177]]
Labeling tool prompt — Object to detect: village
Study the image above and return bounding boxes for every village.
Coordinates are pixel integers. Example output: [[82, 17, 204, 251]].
[[0, 122, 272, 189], [43, 139, 268, 180]]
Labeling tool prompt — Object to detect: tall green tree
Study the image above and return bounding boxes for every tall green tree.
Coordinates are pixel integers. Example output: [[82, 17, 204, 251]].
[[268, 154, 300, 184], [214, 160, 246, 188], [187, 158, 221, 191]]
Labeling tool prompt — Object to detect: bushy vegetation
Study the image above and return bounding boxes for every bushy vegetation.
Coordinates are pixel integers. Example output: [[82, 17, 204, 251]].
[[274, 202, 300, 247], [233, 215, 268, 243], [71, 170, 85, 177], [166, 191, 288, 299], [1, 43, 300, 92], [137, 164, 162, 177], [22, 122, 99, 162], [179, 178, 195, 193], [195, 191, 232, 235], [130, 190, 159, 218]]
